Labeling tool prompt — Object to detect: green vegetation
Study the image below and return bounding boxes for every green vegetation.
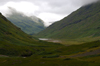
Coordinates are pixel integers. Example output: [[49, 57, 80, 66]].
[[0, 2, 100, 66], [36, 2, 100, 42], [6, 7, 45, 35], [1, 31, 100, 66], [0, 13, 63, 57]]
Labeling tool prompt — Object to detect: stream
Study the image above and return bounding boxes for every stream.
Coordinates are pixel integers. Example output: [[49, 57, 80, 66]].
[[39, 38, 61, 43]]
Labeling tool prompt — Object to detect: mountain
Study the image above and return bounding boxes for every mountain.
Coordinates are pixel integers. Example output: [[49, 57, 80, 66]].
[[36, 2, 100, 40], [0, 12, 62, 57], [1, 12, 100, 66], [0, 12, 35, 56], [6, 8, 45, 35]]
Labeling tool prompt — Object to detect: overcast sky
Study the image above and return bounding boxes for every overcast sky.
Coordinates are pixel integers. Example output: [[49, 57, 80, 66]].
[[0, 0, 99, 26]]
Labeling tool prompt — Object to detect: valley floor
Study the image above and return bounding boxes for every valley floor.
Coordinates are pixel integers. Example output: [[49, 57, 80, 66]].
[[0, 40, 100, 66]]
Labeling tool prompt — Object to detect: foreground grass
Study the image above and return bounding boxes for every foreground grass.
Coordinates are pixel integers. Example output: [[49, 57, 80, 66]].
[[0, 40, 100, 66], [0, 57, 88, 66]]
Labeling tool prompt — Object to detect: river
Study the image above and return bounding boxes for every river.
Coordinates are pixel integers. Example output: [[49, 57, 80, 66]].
[[39, 38, 61, 43]]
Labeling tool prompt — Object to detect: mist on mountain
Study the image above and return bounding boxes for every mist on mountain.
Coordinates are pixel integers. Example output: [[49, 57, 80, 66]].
[[6, 7, 45, 35]]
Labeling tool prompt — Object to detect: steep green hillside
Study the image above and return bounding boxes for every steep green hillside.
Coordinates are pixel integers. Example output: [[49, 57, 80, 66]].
[[0, 12, 62, 57], [6, 8, 45, 35], [36, 2, 100, 40]]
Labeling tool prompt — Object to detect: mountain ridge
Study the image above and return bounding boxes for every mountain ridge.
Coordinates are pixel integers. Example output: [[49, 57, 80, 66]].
[[36, 2, 100, 40]]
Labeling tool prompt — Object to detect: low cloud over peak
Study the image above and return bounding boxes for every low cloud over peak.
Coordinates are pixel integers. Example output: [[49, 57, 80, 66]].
[[0, 0, 99, 26]]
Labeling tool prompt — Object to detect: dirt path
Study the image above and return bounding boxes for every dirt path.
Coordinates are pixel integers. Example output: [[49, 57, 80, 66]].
[[70, 48, 100, 57], [0, 55, 9, 57]]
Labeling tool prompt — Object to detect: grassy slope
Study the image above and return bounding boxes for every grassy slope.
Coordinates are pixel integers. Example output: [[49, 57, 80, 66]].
[[0, 13, 100, 66], [36, 2, 100, 41]]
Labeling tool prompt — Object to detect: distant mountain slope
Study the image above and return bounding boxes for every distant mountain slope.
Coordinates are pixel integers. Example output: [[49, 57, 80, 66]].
[[36, 2, 100, 39], [6, 8, 45, 35]]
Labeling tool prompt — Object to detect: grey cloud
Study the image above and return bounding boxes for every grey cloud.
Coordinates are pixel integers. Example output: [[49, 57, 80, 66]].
[[33, 0, 99, 15], [0, 0, 99, 8], [0, 0, 99, 22], [0, 0, 99, 5], [0, 0, 99, 15], [27, 0, 99, 14]]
